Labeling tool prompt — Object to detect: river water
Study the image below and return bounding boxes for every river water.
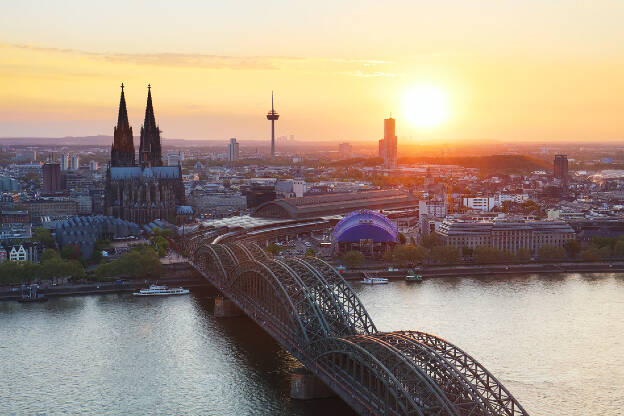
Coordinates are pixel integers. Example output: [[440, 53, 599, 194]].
[[1, 273, 623, 415]]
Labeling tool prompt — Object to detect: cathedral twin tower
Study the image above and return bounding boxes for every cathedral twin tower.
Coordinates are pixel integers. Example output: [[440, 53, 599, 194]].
[[106, 84, 185, 225], [111, 83, 163, 168]]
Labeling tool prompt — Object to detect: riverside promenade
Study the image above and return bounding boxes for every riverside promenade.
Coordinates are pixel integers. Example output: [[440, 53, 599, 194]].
[[340, 261, 624, 280], [0, 262, 208, 301]]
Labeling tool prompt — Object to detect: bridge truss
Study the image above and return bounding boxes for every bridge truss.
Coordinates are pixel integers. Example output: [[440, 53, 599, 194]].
[[182, 237, 529, 416]]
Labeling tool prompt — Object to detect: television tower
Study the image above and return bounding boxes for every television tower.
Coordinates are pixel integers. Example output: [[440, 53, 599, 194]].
[[266, 91, 279, 157]]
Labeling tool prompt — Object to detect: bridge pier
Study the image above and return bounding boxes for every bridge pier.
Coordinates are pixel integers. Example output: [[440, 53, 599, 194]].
[[214, 297, 243, 317], [290, 368, 334, 400]]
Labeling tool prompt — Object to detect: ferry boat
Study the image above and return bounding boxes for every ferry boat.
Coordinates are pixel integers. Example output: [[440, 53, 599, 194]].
[[17, 284, 48, 303], [405, 269, 423, 283], [360, 274, 389, 285], [133, 284, 190, 296]]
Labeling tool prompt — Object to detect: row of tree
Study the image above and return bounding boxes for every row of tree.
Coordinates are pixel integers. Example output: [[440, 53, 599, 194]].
[[94, 245, 162, 280], [341, 235, 624, 268], [0, 249, 85, 286]]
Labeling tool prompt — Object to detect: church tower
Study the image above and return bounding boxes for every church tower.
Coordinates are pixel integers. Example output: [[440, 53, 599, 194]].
[[139, 84, 163, 168], [110, 83, 135, 166]]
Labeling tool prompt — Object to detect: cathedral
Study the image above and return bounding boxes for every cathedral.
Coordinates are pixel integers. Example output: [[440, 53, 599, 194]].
[[105, 84, 185, 225]]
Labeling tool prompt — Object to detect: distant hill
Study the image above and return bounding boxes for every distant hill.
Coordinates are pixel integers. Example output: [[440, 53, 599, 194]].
[[397, 155, 550, 173]]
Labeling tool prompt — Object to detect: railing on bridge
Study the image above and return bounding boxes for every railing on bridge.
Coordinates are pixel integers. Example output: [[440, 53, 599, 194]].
[[180, 235, 529, 416]]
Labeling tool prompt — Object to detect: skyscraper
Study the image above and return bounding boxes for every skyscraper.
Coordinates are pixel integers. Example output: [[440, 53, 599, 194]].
[[111, 83, 136, 167], [266, 92, 279, 157], [339, 142, 353, 159], [69, 155, 79, 170], [42, 163, 62, 193], [228, 138, 239, 162], [382, 117, 397, 169], [59, 154, 70, 171], [554, 154, 569, 188]]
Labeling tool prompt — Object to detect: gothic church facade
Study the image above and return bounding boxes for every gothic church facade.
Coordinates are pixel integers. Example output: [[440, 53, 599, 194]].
[[105, 85, 185, 225]]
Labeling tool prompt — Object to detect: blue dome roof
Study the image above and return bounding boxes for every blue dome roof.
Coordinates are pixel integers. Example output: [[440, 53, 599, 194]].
[[333, 209, 398, 243]]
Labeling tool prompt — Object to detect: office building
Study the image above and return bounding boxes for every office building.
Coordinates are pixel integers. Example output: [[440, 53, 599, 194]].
[[438, 219, 575, 254], [554, 154, 569, 188], [69, 155, 79, 170], [59, 154, 70, 170], [228, 138, 240, 162], [42, 163, 62, 193], [378, 117, 397, 168], [338, 142, 353, 159]]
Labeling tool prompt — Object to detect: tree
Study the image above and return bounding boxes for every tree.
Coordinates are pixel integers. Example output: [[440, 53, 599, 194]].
[[96, 245, 162, 280], [473, 246, 501, 264], [537, 244, 566, 261], [614, 240, 624, 258], [428, 246, 460, 265], [305, 248, 317, 257], [515, 248, 532, 263], [31, 227, 55, 249], [398, 232, 406, 245], [392, 245, 427, 265], [421, 233, 441, 249], [40, 249, 61, 263], [266, 243, 281, 257], [61, 244, 81, 260], [382, 249, 394, 263], [342, 250, 365, 268], [581, 247, 602, 262], [564, 239, 581, 258], [461, 246, 473, 258]]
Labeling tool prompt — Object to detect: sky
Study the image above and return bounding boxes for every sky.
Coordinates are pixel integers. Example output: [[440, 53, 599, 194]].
[[1, 0, 624, 143]]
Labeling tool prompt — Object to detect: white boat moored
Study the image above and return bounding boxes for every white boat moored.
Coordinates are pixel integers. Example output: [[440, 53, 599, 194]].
[[360, 275, 389, 285], [133, 284, 190, 296]]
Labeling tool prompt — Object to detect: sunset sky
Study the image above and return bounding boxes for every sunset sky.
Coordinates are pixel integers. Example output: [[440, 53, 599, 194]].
[[1, 0, 623, 143]]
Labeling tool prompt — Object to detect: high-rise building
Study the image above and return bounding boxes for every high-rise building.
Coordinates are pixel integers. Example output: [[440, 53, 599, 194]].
[[69, 155, 80, 170], [382, 117, 397, 169], [338, 142, 353, 159], [111, 83, 136, 167], [89, 160, 99, 171], [59, 154, 70, 171], [42, 163, 62, 193], [554, 154, 569, 188], [228, 138, 239, 162], [378, 138, 385, 159], [266, 92, 279, 157]]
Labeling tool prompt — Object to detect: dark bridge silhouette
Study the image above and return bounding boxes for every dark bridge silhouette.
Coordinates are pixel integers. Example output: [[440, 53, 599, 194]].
[[181, 234, 529, 416]]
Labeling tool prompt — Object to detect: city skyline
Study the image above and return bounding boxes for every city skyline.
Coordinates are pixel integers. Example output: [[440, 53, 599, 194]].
[[2, 1, 624, 142]]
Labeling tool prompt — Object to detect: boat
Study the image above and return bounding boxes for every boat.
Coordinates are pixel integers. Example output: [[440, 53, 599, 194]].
[[133, 284, 190, 296], [18, 285, 48, 303], [405, 269, 423, 283], [360, 274, 389, 285]]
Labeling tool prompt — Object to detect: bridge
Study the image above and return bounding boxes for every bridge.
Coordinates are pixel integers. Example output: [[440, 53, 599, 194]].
[[180, 231, 529, 416]]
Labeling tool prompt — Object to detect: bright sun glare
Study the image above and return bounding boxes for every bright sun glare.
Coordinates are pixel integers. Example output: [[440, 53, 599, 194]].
[[403, 85, 450, 128]]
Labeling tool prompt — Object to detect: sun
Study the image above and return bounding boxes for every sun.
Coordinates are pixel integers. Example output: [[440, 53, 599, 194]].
[[403, 85, 450, 128]]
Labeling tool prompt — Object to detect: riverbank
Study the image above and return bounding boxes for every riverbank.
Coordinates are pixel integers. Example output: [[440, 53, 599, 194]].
[[0, 262, 209, 301], [340, 261, 624, 280]]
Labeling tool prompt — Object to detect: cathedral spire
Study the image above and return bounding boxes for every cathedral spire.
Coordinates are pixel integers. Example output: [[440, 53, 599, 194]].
[[143, 83, 156, 131], [139, 84, 163, 167], [111, 83, 135, 167], [117, 82, 129, 129]]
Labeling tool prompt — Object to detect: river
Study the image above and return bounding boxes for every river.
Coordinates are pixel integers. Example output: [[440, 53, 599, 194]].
[[1, 272, 623, 415]]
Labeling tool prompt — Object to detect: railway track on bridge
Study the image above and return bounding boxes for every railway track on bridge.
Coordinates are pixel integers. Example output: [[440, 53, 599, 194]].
[[179, 231, 529, 416]]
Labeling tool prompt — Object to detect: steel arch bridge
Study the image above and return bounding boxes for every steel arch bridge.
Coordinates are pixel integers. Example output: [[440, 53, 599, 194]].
[[181, 238, 529, 416]]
